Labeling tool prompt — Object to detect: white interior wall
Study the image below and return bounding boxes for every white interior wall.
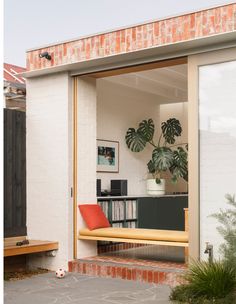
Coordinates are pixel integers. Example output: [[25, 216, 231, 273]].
[[26, 72, 73, 271], [97, 80, 160, 195], [97, 80, 188, 195]]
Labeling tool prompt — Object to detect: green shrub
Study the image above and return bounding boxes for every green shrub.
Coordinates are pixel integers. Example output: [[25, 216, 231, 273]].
[[170, 260, 236, 303], [171, 194, 236, 303], [211, 194, 236, 269]]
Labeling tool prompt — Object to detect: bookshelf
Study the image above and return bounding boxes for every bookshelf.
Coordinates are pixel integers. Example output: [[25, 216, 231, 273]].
[[98, 197, 138, 228], [98, 194, 188, 231]]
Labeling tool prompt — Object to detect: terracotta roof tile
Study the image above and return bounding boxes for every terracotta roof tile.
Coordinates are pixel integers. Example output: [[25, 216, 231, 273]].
[[4, 63, 26, 84]]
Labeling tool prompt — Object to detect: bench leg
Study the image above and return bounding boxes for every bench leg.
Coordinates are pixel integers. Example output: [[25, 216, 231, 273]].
[[184, 247, 189, 264]]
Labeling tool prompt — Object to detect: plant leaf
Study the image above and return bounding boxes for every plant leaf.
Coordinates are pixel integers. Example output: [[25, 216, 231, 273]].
[[170, 147, 188, 181], [152, 147, 173, 171], [147, 160, 155, 174], [125, 128, 147, 152], [161, 118, 182, 144], [137, 119, 154, 142]]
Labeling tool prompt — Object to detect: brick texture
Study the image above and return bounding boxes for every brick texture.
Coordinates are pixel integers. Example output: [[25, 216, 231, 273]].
[[27, 4, 236, 71], [68, 255, 187, 287], [27, 73, 72, 271]]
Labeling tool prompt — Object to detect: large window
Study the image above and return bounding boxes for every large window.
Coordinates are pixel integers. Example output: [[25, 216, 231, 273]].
[[199, 60, 236, 259]]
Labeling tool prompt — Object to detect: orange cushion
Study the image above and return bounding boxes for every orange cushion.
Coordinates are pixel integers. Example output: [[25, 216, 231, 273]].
[[78, 204, 110, 230]]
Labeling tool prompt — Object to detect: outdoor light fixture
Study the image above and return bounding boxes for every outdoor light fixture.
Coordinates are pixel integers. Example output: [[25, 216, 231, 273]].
[[39, 51, 51, 60]]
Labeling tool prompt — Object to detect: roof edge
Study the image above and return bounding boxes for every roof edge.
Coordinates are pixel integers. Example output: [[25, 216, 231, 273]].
[[26, 1, 235, 52]]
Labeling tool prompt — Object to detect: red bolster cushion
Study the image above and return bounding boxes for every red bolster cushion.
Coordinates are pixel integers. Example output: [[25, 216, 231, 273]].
[[78, 204, 110, 230]]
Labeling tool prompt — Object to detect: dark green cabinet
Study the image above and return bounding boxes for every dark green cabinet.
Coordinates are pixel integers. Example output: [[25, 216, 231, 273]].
[[137, 196, 188, 231]]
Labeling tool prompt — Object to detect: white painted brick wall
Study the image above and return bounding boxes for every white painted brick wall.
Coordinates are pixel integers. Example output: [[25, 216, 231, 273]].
[[76, 77, 97, 258], [26, 72, 73, 270]]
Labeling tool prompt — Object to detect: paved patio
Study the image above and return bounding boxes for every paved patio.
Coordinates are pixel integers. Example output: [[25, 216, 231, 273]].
[[4, 272, 172, 304]]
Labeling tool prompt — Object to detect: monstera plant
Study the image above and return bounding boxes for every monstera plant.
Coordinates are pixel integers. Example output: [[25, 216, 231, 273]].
[[125, 118, 188, 194]]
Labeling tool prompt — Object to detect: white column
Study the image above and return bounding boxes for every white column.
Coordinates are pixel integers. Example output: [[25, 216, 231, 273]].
[[26, 72, 73, 270], [76, 76, 97, 258]]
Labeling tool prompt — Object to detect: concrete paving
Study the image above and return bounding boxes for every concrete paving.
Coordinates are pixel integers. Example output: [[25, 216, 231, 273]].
[[4, 272, 172, 304]]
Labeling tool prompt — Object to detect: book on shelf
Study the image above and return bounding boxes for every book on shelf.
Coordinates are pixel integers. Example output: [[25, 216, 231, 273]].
[[98, 201, 109, 218], [127, 221, 136, 228], [126, 200, 137, 220], [98, 199, 137, 225], [112, 222, 123, 228], [112, 200, 125, 221]]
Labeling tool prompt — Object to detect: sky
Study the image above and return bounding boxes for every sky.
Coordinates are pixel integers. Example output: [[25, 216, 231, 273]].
[[4, 0, 234, 67]]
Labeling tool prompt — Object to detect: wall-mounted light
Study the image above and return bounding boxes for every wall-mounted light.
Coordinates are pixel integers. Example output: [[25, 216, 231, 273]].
[[39, 52, 51, 60]]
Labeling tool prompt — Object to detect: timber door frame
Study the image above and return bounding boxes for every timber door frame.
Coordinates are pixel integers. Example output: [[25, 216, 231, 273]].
[[72, 56, 190, 259], [188, 46, 236, 259]]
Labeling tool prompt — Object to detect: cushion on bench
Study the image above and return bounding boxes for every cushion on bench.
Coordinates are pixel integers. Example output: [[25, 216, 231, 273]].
[[79, 227, 188, 243]]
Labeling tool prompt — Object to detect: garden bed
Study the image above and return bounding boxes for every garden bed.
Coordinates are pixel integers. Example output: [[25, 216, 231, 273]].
[[4, 268, 50, 281]]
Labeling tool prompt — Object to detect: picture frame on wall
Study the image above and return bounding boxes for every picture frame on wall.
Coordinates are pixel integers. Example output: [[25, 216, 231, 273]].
[[97, 139, 119, 173]]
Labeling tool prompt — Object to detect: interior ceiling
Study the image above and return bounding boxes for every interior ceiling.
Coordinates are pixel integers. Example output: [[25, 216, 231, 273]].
[[102, 64, 188, 103]]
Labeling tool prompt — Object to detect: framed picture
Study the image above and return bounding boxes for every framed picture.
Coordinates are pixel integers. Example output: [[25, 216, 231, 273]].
[[97, 139, 119, 173]]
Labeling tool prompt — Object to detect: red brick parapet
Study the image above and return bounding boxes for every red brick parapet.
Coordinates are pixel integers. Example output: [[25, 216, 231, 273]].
[[27, 4, 236, 71]]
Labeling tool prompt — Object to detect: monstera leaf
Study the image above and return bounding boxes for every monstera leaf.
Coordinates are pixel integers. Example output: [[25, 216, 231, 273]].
[[125, 117, 188, 184], [152, 147, 173, 172], [161, 118, 182, 144], [137, 119, 154, 142], [170, 147, 188, 182], [125, 128, 147, 152], [125, 119, 154, 152], [147, 160, 162, 184], [147, 159, 155, 174]]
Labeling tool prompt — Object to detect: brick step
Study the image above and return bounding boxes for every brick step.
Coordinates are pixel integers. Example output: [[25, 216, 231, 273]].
[[68, 256, 187, 286]]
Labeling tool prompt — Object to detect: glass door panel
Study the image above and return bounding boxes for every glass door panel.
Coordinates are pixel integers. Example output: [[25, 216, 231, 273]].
[[199, 60, 236, 259]]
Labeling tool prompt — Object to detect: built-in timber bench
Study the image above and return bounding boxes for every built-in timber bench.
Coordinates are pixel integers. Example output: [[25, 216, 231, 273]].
[[79, 227, 188, 248], [78, 208, 189, 261], [4, 236, 59, 257]]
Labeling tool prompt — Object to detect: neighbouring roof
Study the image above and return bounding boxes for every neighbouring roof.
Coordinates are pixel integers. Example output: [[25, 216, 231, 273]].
[[4, 63, 26, 111], [4, 63, 26, 84]]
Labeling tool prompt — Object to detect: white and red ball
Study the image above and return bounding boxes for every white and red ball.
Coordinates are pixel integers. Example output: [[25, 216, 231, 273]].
[[55, 268, 66, 279]]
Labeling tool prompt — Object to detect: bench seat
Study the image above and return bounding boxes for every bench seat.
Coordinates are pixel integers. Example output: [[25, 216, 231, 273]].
[[4, 239, 59, 257], [79, 227, 188, 247]]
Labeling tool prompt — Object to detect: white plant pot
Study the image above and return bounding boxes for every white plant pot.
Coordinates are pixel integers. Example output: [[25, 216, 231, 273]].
[[146, 179, 165, 196]]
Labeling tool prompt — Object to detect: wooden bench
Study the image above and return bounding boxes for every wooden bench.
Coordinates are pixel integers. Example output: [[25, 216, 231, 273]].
[[78, 208, 189, 260], [4, 236, 59, 257]]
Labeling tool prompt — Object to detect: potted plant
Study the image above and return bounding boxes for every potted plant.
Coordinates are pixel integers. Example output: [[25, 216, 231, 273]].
[[125, 118, 188, 195]]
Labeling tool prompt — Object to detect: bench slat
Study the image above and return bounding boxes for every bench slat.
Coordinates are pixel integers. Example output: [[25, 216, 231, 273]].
[[78, 235, 188, 247]]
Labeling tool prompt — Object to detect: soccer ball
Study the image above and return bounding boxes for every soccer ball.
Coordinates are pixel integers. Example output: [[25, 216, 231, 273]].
[[55, 268, 66, 279]]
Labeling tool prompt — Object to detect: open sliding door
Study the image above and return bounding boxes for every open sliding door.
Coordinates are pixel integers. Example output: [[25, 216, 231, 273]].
[[188, 47, 236, 260]]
